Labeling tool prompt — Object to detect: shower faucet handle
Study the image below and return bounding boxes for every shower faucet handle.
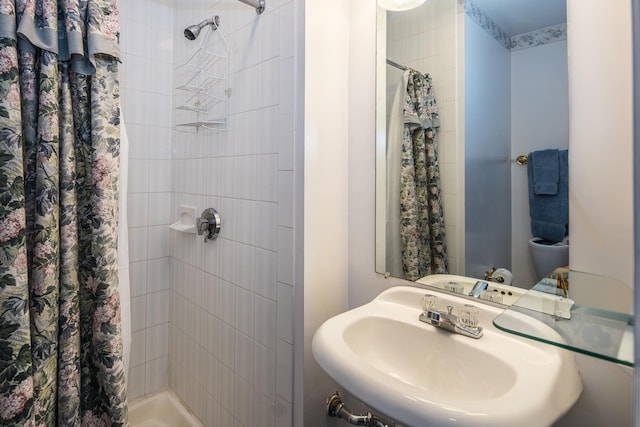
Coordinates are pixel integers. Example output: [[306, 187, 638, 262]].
[[196, 208, 221, 242]]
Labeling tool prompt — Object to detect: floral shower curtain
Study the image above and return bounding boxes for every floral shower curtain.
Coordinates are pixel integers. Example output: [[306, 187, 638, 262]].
[[400, 71, 448, 281], [0, 1, 127, 426]]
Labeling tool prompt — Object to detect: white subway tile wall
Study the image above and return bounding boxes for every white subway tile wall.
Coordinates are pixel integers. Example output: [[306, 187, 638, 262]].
[[119, 0, 297, 425], [119, 0, 174, 401]]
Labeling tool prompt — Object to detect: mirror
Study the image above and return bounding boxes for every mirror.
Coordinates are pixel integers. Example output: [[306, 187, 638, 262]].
[[375, 0, 634, 366], [376, 0, 569, 289]]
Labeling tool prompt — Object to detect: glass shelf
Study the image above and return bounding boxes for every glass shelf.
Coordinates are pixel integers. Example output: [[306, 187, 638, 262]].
[[418, 272, 634, 366], [494, 291, 634, 367]]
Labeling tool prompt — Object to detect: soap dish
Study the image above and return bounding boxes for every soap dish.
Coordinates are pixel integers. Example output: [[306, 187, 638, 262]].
[[169, 221, 196, 233], [169, 205, 197, 234]]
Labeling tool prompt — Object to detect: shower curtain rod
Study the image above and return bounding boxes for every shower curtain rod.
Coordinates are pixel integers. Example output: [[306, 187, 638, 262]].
[[237, 0, 265, 14], [386, 58, 420, 73], [386, 59, 407, 70]]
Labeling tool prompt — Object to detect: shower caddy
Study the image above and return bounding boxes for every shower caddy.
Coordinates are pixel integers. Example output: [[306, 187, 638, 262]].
[[174, 15, 229, 130]]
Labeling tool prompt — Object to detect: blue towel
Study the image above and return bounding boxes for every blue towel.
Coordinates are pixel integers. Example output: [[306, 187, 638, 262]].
[[530, 149, 559, 195], [531, 220, 567, 242], [527, 149, 568, 242]]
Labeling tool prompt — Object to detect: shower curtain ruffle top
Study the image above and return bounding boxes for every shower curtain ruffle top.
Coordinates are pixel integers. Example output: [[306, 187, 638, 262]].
[[0, 0, 120, 74]]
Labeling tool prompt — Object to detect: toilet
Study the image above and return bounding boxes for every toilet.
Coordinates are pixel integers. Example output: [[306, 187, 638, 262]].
[[528, 237, 569, 281]]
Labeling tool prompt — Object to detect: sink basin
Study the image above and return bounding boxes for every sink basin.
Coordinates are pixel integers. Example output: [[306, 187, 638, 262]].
[[312, 285, 582, 427]]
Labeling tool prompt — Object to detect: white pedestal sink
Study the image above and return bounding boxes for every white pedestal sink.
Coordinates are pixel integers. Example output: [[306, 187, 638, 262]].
[[312, 285, 582, 427]]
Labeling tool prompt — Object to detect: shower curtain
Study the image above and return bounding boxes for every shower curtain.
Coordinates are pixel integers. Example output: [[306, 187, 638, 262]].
[[400, 71, 448, 280], [0, 1, 127, 426]]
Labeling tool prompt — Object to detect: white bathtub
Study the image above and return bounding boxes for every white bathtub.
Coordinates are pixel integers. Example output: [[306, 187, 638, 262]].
[[129, 390, 203, 427]]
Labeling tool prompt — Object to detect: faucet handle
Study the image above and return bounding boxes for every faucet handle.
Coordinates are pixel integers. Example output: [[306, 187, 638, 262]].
[[196, 208, 221, 242], [421, 294, 440, 313], [460, 304, 480, 328]]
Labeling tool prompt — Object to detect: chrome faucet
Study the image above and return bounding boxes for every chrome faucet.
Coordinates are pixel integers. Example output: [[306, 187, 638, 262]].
[[419, 295, 483, 339], [468, 280, 489, 298]]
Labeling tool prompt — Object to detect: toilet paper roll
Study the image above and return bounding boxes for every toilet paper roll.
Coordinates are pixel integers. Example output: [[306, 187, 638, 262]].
[[492, 268, 513, 285]]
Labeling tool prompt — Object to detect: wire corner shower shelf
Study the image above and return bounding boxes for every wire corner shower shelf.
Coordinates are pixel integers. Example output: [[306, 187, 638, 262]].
[[175, 16, 229, 131]]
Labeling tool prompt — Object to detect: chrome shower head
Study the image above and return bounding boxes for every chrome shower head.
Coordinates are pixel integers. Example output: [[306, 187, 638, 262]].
[[184, 16, 219, 40]]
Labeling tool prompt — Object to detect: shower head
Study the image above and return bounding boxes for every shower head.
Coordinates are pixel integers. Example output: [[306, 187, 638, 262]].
[[184, 16, 219, 40]]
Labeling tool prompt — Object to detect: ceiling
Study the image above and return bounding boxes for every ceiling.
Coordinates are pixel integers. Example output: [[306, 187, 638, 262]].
[[474, 0, 567, 36]]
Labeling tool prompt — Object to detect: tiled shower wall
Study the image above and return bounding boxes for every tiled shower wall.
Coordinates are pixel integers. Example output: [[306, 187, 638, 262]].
[[120, 0, 298, 425], [119, 0, 175, 400], [169, 1, 297, 426]]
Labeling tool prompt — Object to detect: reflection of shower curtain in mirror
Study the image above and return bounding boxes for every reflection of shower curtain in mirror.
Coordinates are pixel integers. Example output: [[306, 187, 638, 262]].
[[386, 71, 409, 279], [399, 71, 448, 280]]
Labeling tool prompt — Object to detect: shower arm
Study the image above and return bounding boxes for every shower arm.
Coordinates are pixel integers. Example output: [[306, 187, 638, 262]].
[[237, 0, 265, 14]]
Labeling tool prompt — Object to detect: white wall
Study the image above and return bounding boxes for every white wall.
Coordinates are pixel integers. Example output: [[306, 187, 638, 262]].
[[557, 1, 634, 426], [464, 15, 512, 280], [119, 0, 175, 400], [568, 0, 634, 304], [303, 1, 351, 425], [511, 40, 569, 287]]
